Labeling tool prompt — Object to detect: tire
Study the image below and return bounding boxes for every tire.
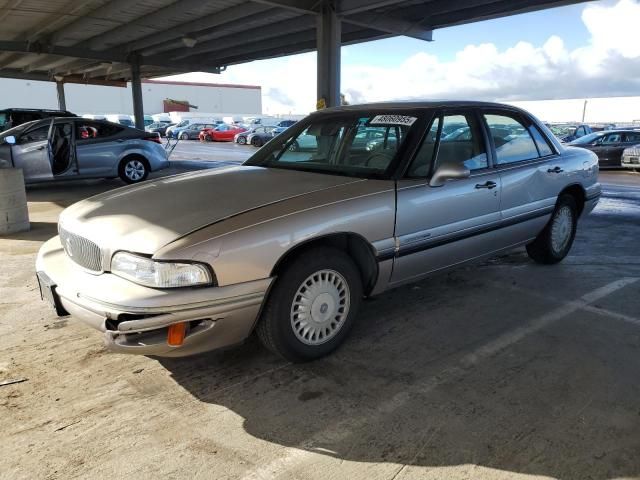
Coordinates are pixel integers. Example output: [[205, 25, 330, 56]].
[[180, 132, 189, 140], [118, 156, 149, 184], [256, 247, 363, 362], [251, 136, 263, 147], [288, 141, 300, 152], [526, 194, 578, 264], [237, 136, 247, 145], [203, 134, 212, 142]]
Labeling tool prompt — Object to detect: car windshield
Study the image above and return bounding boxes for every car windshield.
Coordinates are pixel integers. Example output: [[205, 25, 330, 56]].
[[570, 132, 602, 144], [245, 113, 419, 178]]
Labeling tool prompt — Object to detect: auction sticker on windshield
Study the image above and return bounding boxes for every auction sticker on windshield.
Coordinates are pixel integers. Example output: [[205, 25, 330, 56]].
[[369, 115, 417, 126]]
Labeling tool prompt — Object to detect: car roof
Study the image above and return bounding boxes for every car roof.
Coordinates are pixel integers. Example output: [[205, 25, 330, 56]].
[[317, 100, 525, 114]]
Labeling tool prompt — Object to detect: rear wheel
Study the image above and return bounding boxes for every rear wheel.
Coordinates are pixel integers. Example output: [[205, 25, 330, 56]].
[[288, 141, 300, 152], [256, 247, 363, 362], [118, 156, 149, 184], [526, 194, 577, 264], [180, 132, 189, 140]]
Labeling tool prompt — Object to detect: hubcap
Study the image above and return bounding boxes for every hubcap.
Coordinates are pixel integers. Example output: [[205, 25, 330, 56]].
[[124, 160, 145, 181], [551, 205, 573, 253], [290, 269, 350, 346]]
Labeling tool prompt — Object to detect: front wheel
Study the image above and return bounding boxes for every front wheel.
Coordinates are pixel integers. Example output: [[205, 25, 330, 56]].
[[256, 247, 363, 362], [118, 157, 149, 184], [237, 136, 247, 145], [526, 194, 577, 264], [180, 132, 189, 140]]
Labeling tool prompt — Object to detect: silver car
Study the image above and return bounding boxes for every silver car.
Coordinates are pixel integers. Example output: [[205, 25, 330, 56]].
[[0, 117, 169, 184], [36, 102, 601, 362]]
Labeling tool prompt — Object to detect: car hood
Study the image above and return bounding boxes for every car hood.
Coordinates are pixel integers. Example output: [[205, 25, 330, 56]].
[[59, 166, 364, 254]]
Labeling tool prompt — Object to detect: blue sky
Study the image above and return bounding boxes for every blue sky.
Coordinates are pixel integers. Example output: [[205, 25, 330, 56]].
[[167, 0, 640, 114], [343, 2, 594, 67]]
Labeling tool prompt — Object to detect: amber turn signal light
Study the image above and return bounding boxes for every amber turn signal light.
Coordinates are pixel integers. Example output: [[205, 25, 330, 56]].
[[167, 322, 187, 346]]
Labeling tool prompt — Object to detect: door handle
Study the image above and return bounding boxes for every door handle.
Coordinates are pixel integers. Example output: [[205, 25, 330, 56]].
[[547, 166, 564, 173], [475, 181, 497, 189]]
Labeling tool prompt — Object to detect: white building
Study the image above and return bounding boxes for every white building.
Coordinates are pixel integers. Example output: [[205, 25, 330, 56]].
[[0, 78, 262, 117]]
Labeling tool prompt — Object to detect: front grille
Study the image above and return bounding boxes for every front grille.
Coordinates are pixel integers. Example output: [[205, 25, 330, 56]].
[[59, 227, 103, 272]]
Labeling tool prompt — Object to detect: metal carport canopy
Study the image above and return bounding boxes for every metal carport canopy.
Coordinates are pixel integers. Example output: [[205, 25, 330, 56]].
[[1, 0, 590, 128]]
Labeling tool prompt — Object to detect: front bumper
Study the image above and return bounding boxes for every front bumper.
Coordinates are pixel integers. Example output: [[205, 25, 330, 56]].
[[36, 236, 273, 357], [621, 154, 640, 170]]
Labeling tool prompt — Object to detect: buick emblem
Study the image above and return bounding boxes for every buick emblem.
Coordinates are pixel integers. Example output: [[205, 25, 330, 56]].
[[65, 237, 73, 257]]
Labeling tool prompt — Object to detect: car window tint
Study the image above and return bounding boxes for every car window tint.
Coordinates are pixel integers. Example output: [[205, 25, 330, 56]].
[[529, 125, 554, 156], [624, 132, 640, 143], [603, 133, 622, 144], [407, 117, 440, 177], [485, 114, 539, 165], [19, 124, 49, 144], [76, 121, 123, 139], [436, 114, 487, 171]]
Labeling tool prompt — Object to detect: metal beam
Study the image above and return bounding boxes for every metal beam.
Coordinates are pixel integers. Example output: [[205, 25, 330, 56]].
[[338, 0, 407, 15], [165, 17, 315, 60], [0, 41, 221, 74], [48, 0, 132, 45], [316, 1, 341, 108], [124, 3, 273, 55], [249, 0, 320, 14], [130, 58, 145, 130], [0, 68, 127, 86], [344, 12, 432, 41], [56, 82, 66, 110]]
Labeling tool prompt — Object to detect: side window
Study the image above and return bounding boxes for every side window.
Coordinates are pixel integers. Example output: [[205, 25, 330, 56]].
[[485, 114, 540, 165], [407, 117, 440, 177], [624, 132, 640, 143], [603, 133, 622, 144], [19, 125, 50, 144], [529, 125, 554, 157], [76, 121, 123, 139]]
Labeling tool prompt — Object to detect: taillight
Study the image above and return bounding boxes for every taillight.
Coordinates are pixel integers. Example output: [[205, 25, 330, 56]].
[[144, 134, 162, 144]]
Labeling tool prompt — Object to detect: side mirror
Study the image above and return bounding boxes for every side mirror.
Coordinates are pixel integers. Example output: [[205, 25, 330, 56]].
[[429, 162, 470, 187], [4, 135, 16, 145]]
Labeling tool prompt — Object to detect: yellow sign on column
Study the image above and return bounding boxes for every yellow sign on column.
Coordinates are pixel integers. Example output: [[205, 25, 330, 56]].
[[316, 98, 326, 110]]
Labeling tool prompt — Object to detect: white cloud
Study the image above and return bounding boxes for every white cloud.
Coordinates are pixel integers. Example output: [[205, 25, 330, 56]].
[[165, 0, 640, 115]]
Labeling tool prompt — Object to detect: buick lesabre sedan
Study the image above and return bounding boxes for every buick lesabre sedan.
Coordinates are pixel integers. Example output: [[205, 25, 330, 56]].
[[36, 102, 601, 362]]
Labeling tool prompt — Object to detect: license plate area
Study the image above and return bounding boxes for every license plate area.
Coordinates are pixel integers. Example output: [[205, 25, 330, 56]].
[[36, 271, 69, 317]]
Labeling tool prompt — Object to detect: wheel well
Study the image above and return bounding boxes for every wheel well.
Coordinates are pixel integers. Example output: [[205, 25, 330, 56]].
[[120, 154, 150, 171], [271, 233, 379, 296], [559, 184, 586, 216]]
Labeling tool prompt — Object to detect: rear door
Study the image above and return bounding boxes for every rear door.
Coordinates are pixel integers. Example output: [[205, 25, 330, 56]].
[[75, 120, 126, 177], [485, 110, 560, 246], [598, 132, 624, 167], [391, 110, 501, 284], [12, 121, 54, 182]]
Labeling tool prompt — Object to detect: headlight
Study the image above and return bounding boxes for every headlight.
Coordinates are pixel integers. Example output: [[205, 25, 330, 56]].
[[111, 252, 214, 288]]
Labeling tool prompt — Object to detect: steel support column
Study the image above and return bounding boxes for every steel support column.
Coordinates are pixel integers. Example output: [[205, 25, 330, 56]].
[[56, 81, 66, 111], [130, 58, 145, 130], [316, 1, 341, 108]]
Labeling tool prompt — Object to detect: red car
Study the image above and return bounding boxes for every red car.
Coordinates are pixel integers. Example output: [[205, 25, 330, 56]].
[[199, 124, 246, 142]]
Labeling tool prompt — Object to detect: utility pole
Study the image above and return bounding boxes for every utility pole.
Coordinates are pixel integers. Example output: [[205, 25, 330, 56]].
[[581, 100, 588, 123]]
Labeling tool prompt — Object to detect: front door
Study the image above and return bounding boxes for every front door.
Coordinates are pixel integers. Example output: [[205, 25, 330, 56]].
[[11, 121, 54, 182], [391, 112, 501, 284]]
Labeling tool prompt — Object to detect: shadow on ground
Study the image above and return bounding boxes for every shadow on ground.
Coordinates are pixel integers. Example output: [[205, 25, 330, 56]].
[[158, 246, 640, 480]]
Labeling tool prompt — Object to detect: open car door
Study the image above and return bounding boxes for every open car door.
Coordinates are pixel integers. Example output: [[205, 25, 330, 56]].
[[11, 119, 54, 182]]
